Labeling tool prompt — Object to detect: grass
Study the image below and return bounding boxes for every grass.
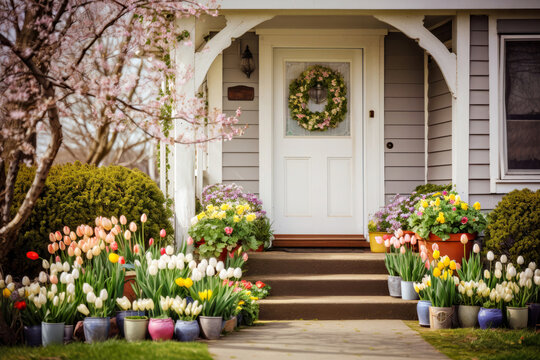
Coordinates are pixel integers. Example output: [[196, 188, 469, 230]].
[[405, 320, 540, 360], [0, 340, 213, 360]]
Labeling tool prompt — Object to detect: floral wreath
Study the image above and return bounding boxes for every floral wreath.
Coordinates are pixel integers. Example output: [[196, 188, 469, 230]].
[[288, 65, 347, 131]]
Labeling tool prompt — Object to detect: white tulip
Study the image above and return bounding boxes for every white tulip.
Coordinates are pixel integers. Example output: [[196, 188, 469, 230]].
[[53, 296, 59, 306], [534, 275, 540, 286], [188, 260, 197, 270], [495, 269, 502, 279], [39, 271, 48, 283], [503, 293, 513, 302], [72, 268, 80, 279], [466, 289, 473, 297], [168, 260, 176, 270], [42, 260, 50, 269], [529, 262, 537, 271], [95, 297, 103, 309], [536, 269, 540, 277], [134, 260, 141, 267], [200, 259, 208, 268], [0, 280, 4, 288], [206, 266, 215, 277], [495, 261, 502, 270], [6, 282, 14, 291], [507, 266, 517, 279], [146, 252, 153, 262], [473, 244, 480, 254], [17, 287, 25, 297], [83, 283, 93, 294], [233, 267, 242, 279], [176, 259, 185, 270], [197, 263, 207, 274], [185, 253, 193, 262], [132, 301, 139, 311], [63, 262, 70, 272], [216, 261, 225, 272], [149, 264, 158, 276], [500, 255, 507, 264], [60, 272, 68, 284], [66, 274, 74, 284], [517, 256, 524, 265], [67, 283, 75, 295], [177, 253, 185, 263], [484, 269, 490, 279], [219, 269, 228, 280], [166, 245, 174, 256], [158, 259, 167, 270], [526, 278, 532, 288], [487, 251, 494, 261], [87, 292, 96, 304], [22, 276, 30, 286], [51, 284, 58, 294], [209, 258, 217, 267], [5, 275, 12, 284], [524, 268, 533, 279], [100, 289, 108, 301], [77, 304, 90, 316], [227, 267, 235, 278], [192, 269, 202, 282], [38, 293, 46, 305]]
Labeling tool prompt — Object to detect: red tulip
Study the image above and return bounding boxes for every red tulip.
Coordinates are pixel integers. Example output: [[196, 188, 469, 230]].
[[256, 281, 265, 288], [14, 301, 26, 311], [119, 256, 126, 265], [26, 251, 39, 260], [160, 247, 166, 255], [160, 229, 166, 238], [149, 238, 154, 246], [111, 241, 118, 251]]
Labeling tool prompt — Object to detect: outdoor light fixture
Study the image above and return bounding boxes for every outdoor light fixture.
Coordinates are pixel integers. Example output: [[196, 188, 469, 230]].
[[240, 45, 255, 78], [308, 83, 327, 104]]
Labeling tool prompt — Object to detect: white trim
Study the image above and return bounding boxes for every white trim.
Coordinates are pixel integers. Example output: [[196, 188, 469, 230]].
[[452, 13, 470, 200], [206, 54, 223, 185], [423, 51, 429, 184], [257, 29, 385, 235], [256, 28, 388, 36]]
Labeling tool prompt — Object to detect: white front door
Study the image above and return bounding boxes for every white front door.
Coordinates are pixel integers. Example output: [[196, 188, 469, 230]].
[[273, 48, 364, 234]]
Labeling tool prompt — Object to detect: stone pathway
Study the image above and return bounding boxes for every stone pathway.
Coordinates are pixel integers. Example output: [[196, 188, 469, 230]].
[[207, 320, 448, 360]]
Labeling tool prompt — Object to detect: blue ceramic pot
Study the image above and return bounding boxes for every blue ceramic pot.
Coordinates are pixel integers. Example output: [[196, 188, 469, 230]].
[[24, 325, 42, 347], [417, 300, 431, 327], [116, 311, 145, 338], [478, 307, 503, 329], [84, 317, 110, 343], [42, 322, 65, 346], [174, 320, 200, 342]]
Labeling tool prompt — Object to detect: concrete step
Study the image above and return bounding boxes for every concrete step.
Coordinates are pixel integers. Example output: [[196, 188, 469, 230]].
[[245, 252, 387, 276], [245, 274, 389, 296], [258, 296, 417, 320]]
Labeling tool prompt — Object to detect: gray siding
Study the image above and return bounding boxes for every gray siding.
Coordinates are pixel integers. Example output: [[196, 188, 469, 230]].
[[384, 32, 426, 201], [222, 32, 259, 194]]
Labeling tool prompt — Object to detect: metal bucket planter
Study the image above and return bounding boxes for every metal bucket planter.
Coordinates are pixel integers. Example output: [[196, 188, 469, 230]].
[[24, 325, 42, 347], [507, 307, 528, 330], [64, 324, 74, 343], [401, 280, 419, 300], [429, 306, 454, 329], [458, 305, 480, 328], [174, 320, 200, 342], [199, 316, 222, 340], [124, 316, 149, 342], [148, 318, 174, 341], [478, 307, 503, 329], [42, 322, 65, 346], [83, 317, 110, 343], [116, 311, 145, 338], [387, 275, 402, 298], [417, 300, 431, 327]]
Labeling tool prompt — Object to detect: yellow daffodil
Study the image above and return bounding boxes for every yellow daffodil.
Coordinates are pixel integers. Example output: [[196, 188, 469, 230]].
[[184, 278, 193, 288], [414, 284, 420, 293], [175, 277, 185, 287], [206, 205, 215, 213], [461, 203, 468, 210], [427, 280, 431, 287], [435, 198, 441, 207], [437, 261, 444, 270], [221, 203, 230, 211], [436, 212, 445, 224], [246, 213, 256, 222], [421, 200, 429, 208], [433, 250, 440, 260], [197, 212, 206, 221], [3, 288, 11, 298], [236, 204, 245, 215], [236, 306, 242, 310], [449, 260, 457, 270], [433, 267, 441, 278], [442, 270, 448, 280], [448, 269, 453, 277], [108, 253, 119, 264], [243, 204, 251, 212], [207, 289, 213, 300], [233, 215, 241, 223], [443, 256, 450, 267], [473, 202, 481, 210], [199, 289, 212, 301]]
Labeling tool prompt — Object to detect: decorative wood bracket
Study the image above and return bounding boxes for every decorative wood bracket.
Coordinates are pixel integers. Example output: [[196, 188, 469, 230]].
[[194, 14, 274, 89], [374, 14, 457, 97]]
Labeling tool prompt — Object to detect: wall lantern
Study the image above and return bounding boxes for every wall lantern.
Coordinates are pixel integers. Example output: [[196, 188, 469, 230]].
[[240, 45, 255, 78], [308, 83, 327, 104]]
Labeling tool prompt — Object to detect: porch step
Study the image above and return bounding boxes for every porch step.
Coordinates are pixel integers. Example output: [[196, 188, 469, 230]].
[[245, 252, 387, 276], [245, 274, 389, 296], [273, 234, 369, 248], [258, 296, 417, 320]]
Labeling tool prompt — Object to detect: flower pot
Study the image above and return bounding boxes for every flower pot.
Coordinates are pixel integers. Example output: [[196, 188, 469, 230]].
[[419, 233, 476, 265], [417, 300, 431, 327], [458, 305, 480, 328], [148, 318, 174, 341], [528, 303, 540, 328], [124, 317, 149, 342], [452, 305, 459, 328], [429, 306, 454, 329], [124, 270, 137, 302], [478, 307, 503, 329], [83, 317, 111, 343], [174, 320, 200, 342], [116, 310, 145, 338], [236, 313, 243, 327], [507, 307, 528, 330], [199, 316, 222, 340], [41, 322, 65, 346], [368, 232, 388, 253], [223, 316, 237, 333], [24, 325, 42, 347], [401, 280, 419, 300], [64, 324, 74, 343], [387, 275, 402, 298]]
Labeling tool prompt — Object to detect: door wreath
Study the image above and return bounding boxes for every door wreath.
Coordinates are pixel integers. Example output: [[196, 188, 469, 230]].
[[288, 65, 347, 131]]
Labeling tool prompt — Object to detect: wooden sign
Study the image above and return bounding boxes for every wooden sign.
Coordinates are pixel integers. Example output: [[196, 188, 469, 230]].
[[227, 85, 255, 101]]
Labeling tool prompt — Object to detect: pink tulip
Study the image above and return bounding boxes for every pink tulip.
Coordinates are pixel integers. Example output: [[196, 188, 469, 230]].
[[421, 251, 428, 262], [375, 236, 383, 244], [420, 244, 427, 252], [410, 236, 417, 245], [76, 226, 83, 237], [160, 247, 166, 255], [394, 242, 401, 249], [52, 242, 59, 252], [160, 229, 166, 238], [384, 239, 390, 248], [105, 233, 115, 244], [140, 213, 148, 223], [56, 255, 61, 262], [456, 263, 461, 270], [404, 234, 411, 243], [395, 229, 404, 238], [133, 244, 140, 254], [242, 252, 249, 262], [149, 238, 154, 246], [67, 247, 75, 257], [49, 233, 55, 242], [76, 256, 83, 265], [63, 226, 70, 235], [186, 237, 193, 246], [400, 246, 406, 254], [400, 237, 405, 245], [50, 274, 58, 284], [59, 241, 66, 251], [120, 215, 127, 225], [432, 243, 439, 251]]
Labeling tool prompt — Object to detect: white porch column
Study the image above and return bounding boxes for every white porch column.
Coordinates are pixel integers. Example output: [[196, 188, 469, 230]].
[[206, 54, 223, 186], [452, 13, 470, 200], [173, 17, 196, 247]]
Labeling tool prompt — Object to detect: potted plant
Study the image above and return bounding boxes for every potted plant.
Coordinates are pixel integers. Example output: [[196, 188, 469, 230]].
[[78, 285, 112, 343], [395, 234, 427, 300], [408, 191, 487, 264], [21, 287, 45, 347], [425, 253, 458, 329], [528, 263, 540, 328], [414, 276, 432, 327], [148, 296, 175, 341], [124, 299, 153, 342], [172, 297, 203, 342], [115, 296, 146, 338], [381, 236, 402, 297], [368, 195, 410, 253], [506, 267, 534, 329], [457, 280, 483, 328], [41, 289, 78, 346]]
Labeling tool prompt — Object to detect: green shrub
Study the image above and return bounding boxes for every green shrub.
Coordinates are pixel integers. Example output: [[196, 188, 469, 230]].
[[484, 189, 540, 265], [414, 183, 453, 195], [8, 162, 173, 277]]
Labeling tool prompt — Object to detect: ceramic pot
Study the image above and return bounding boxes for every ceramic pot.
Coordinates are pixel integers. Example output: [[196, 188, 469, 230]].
[[116, 310, 145, 338], [458, 305, 480, 328], [148, 318, 174, 341], [24, 325, 42, 347], [429, 306, 454, 329], [417, 300, 431, 327], [419, 233, 476, 265], [223, 316, 237, 333], [83, 317, 110, 343], [174, 320, 200, 342], [528, 303, 540, 328], [123, 270, 137, 302], [478, 307, 503, 329], [199, 316, 222, 340], [401, 280, 419, 300], [507, 307, 528, 330], [41, 322, 65, 346], [368, 232, 388, 253], [387, 275, 402, 298], [124, 317, 149, 342], [64, 324, 74, 343]]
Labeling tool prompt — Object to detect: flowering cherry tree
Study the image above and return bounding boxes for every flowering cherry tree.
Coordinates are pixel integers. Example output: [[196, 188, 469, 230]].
[[0, 0, 244, 259]]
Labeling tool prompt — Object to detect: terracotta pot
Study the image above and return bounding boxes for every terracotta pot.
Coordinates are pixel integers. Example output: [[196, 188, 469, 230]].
[[222, 316, 237, 333], [418, 233, 476, 265], [123, 270, 137, 302], [368, 232, 388, 253]]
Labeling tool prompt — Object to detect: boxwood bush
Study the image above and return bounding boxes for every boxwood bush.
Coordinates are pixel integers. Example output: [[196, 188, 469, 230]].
[[8, 162, 173, 276], [484, 189, 540, 265]]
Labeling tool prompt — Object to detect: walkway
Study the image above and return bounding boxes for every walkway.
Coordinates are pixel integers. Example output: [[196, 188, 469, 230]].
[[207, 320, 448, 360]]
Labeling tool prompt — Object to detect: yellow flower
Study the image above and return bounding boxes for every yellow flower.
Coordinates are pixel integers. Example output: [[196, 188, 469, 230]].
[[433, 250, 440, 260], [233, 215, 241, 223], [184, 278, 193, 288], [207, 289, 213, 300], [250, 296, 258, 301], [209, 211, 218, 219], [246, 214, 256, 222], [449, 261, 457, 270], [236, 306, 242, 310], [421, 200, 429, 208], [236, 205, 245, 215], [442, 270, 448, 280], [108, 253, 119, 264], [217, 211, 227, 220], [414, 284, 420, 293], [238, 300, 245, 305], [435, 198, 441, 207], [437, 261, 444, 270], [199, 290, 211, 301], [427, 280, 431, 287], [175, 277, 185, 287], [243, 204, 251, 212], [449, 194, 456, 201], [206, 205, 215, 213], [436, 212, 445, 224], [473, 202, 481, 210], [455, 195, 461, 206], [433, 192, 441, 197], [197, 212, 206, 221], [444, 196, 450, 201], [221, 203, 230, 211], [433, 267, 441, 278], [461, 203, 468, 210], [443, 256, 450, 267], [3, 288, 11, 298], [448, 269, 453, 277]]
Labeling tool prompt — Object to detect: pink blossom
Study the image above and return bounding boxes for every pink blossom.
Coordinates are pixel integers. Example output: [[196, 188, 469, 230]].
[[410, 236, 417, 246], [224, 227, 233, 235], [160, 229, 166, 238], [242, 252, 248, 262], [432, 243, 439, 251], [375, 236, 383, 244], [186, 236, 194, 245], [452, 207, 457, 211], [400, 246, 406, 254], [417, 211, 423, 216]]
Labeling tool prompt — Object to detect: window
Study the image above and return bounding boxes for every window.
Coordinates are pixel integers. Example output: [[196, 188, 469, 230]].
[[501, 36, 540, 175]]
